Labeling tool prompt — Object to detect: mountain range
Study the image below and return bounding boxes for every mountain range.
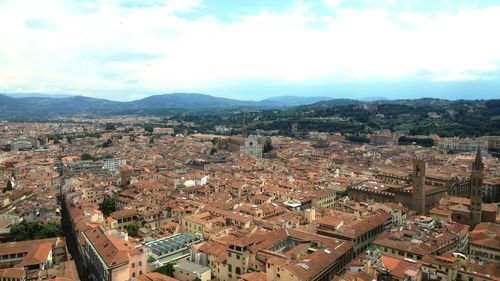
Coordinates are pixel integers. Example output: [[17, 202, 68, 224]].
[[0, 93, 334, 119]]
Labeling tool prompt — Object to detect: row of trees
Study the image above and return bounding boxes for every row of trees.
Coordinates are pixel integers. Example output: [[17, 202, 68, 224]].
[[80, 153, 114, 161], [8, 221, 63, 242], [398, 136, 434, 147]]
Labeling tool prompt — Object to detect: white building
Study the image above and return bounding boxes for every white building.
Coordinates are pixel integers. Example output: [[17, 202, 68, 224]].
[[102, 158, 127, 172], [239, 135, 262, 158], [437, 138, 488, 152]]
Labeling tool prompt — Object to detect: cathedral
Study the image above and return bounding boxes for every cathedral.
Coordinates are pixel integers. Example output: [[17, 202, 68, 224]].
[[429, 149, 499, 227]]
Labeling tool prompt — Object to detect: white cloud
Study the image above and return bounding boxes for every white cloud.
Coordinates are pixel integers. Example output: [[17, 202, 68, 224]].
[[0, 0, 499, 99], [324, 0, 342, 9], [432, 73, 494, 81]]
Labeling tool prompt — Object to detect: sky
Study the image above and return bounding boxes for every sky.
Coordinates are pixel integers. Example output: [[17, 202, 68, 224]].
[[0, 0, 499, 101]]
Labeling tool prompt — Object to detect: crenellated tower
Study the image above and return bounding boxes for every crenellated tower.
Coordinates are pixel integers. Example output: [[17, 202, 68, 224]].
[[412, 157, 426, 215], [470, 148, 484, 227]]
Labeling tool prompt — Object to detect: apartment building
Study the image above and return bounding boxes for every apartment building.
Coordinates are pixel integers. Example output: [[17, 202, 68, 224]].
[[82, 226, 147, 281]]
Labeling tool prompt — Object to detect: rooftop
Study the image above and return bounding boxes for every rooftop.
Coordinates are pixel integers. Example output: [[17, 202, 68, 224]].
[[146, 233, 203, 257]]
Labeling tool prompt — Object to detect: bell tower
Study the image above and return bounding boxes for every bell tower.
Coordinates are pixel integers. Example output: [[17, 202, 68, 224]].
[[412, 157, 426, 215], [470, 148, 484, 227]]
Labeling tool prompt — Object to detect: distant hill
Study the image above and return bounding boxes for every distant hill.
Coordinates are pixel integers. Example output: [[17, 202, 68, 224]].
[[1, 92, 498, 137], [0, 93, 332, 119], [291, 98, 500, 137], [261, 96, 332, 106], [131, 93, 254, 108], [3, 93, 73, 99], [0, 95, 125, 118], [299, 98, 361, 108]]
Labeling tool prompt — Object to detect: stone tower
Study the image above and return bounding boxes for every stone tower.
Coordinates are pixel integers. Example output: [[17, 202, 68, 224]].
[[470, 148, 484, 227], [242, 112, 248, 137], [412, 157, 426, 215], [291, 123, 299, 137]]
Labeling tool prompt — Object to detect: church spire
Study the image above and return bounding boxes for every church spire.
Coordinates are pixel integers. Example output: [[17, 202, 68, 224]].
[[472, 147, 483, 172]]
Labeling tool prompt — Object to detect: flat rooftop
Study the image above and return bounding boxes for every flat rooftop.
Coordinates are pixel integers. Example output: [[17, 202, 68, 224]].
[[174, 261, 210, 274]]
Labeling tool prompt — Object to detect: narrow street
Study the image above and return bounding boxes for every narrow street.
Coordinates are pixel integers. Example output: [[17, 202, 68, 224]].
[[58, 177, 89, 281]]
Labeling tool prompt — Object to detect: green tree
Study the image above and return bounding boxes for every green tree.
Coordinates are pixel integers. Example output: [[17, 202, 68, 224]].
[[8, 221, 63, 242], [4, 180, 13, 193], [263, 137, 273, 153], [38, 222, 63, 238], [210, 138, 221, 145], [105, 123, 116, 131], [209, 147, 217, 155], [101, 138, 113, 148], [193, 277, 201, 281], [144, 124, 155, 133], [99, 197, 116, 217], [154, 263, 174, 277], [81, 152, 96, 161], [125, 221, 141, 237], [3, 144, 11, 151]]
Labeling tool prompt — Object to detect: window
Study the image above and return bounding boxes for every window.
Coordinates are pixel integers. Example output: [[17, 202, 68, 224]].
[[236, 267, 241, 275], [139, 261, 142, 266], [132, 263, 135, 268]]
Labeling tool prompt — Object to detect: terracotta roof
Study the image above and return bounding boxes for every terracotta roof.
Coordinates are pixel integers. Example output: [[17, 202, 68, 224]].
[[318, 211, 391, 239], [380, 253, 420, 279], [470, 222, 500, 250], [83, 227, 134, 268], [0, 237, 64, 267], [237, 272, 266, 281], [51, 278, 78, 281], [0, 267, 25, 279], [138, 272, 178, 281], [373, 220, 469, 257], [110, 208, 139, 219]]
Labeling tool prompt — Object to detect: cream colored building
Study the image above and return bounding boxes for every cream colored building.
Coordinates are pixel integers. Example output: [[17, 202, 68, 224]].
[[173, 261, 211, 281], [469, 223, 500, 265], [437, 137, 488, 152]]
